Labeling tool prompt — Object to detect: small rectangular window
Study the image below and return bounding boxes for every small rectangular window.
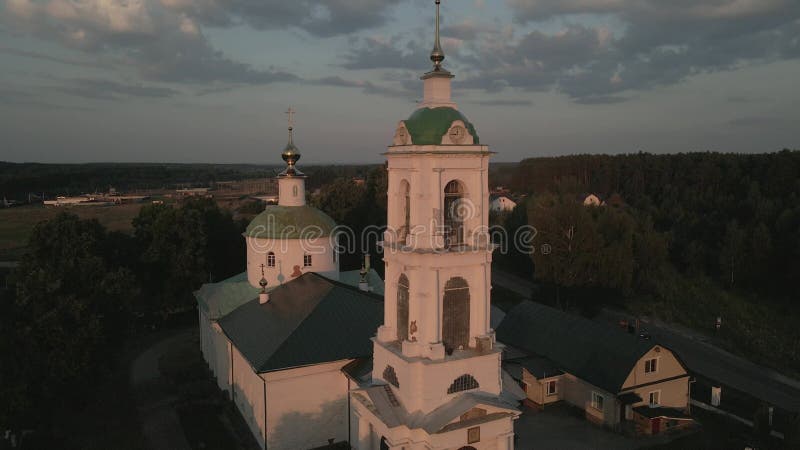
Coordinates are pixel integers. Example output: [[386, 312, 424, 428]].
[[303, 254, 312, 267], [591, 392, 605, 411], [649, 391, 660, 406], [546, 380, 557, 396], [267, 253, 275, 267], [467, 426, 480, 444], [645, 358, 658, 374]]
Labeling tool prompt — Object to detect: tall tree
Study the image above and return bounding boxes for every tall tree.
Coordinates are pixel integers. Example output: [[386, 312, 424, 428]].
[[1, 213, 137, 428], [529, 194, 600, 308], [719, 220, 747, 288]]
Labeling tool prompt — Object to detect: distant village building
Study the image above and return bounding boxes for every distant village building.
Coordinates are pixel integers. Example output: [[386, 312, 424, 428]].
[[579, 193, 603, 207], [176, 187, 211, 197], [490, 195, 517, 212], [43, 192, 148, 207]]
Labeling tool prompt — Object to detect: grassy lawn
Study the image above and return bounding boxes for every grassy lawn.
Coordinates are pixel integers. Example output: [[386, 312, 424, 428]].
[[0, 203, 146, 259]]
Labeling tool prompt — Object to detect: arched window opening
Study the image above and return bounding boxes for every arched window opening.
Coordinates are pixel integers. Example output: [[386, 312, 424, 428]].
[[383, 365, 399, 388], [442, 277, 470, 354], [448, 374, 479, 394], [303, 254, 312, 267], [400, 180, 411, 241], [397, 274, 410, 342], [267, 252, 276, 267], [293, 185, 298, 197], [444, 180, 465, 248]]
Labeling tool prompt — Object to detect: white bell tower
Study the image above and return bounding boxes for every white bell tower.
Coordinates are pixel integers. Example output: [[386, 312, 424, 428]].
[[351, 2, 518, 449]]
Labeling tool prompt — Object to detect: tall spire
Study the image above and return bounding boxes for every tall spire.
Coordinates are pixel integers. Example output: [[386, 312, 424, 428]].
[[430, 0, 445, 71], [419, 0, 455, 108], [280, 107, 303, 177]]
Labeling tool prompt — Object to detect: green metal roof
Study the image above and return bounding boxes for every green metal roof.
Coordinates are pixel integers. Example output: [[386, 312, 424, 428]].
[[245, 205, 337, 239], [195, 272, 260, 320], [497, 301, 658, 393], [402, 107, 479, 145], [218, 272, 383, 373]]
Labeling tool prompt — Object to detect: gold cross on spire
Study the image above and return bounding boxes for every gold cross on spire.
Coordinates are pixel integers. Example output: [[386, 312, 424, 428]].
[[285, 107, 295, 130]]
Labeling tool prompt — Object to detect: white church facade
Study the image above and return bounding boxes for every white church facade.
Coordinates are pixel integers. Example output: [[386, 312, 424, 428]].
[[196, 1, 692, 448], [196, 2, 525, 447]]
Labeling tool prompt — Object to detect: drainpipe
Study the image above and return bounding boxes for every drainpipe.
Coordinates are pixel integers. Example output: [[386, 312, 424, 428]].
[[229, 342, 234, 398], [347, 377, 352, 446]]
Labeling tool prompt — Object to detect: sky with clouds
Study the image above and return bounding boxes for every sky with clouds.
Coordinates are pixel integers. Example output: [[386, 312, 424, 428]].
[[1, 0, 798, 164]]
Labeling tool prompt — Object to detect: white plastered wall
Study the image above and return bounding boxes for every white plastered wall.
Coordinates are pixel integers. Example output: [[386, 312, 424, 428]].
[[231, 346, 266, 448], [351, 396, 515, 450], [265, 360, 352, 450], [246, 236, 339, 288]]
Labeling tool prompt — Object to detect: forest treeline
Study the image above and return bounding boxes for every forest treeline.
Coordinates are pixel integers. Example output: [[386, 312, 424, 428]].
[[0, 162, 379, 200], [500, 150, 800, 375]]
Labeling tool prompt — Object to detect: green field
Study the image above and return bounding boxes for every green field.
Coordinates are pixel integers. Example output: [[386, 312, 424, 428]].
[[0, 203, 146, 260]]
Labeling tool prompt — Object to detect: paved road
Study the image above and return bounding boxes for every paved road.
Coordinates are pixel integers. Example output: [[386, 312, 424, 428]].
[[514, 404, 676, 450], [130, 329, 194, 450], [597, 310, 800, 413]]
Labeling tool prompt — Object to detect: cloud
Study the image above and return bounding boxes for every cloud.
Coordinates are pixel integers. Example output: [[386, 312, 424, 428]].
[[312, 76, 414, 99], [469, 99, 533, 106], [160, 0, 400, 37], [727, 116, 792, 127], [53, 78, 180, 100], [572, 95, 629, 105], [0, 46, 108, 68], [0, 0, 318, 86], [340, 35, 430, 71], [336, 0, 798, 101], [443, 20, 496, 41], [0, 85, 94, 110], [486, 0, 800, 99]]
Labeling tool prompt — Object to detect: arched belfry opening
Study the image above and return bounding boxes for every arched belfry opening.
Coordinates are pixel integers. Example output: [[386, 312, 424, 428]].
[[442, 276, 470, 353], [444, 180, 466, 248], [397, 274, 410, 341]]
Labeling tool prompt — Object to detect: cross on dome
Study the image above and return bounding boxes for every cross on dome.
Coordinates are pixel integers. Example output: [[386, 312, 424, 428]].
[[286, 107, 295, 131], [280, 106, 303, 176]]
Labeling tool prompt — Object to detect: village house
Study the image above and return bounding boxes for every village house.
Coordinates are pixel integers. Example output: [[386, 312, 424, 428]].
[[578, 193, 604, 206], [498, 301, 694, 435], [489, 195, 517, 213]]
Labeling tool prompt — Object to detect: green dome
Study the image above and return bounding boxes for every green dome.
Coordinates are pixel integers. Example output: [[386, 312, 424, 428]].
[[403, 107, 479, 145], [245, 205, 337, 239]]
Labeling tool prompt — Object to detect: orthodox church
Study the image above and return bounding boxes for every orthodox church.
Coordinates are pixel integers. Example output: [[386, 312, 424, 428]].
[[196, 2, 524, 448], [198, 1, 694, 447]]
